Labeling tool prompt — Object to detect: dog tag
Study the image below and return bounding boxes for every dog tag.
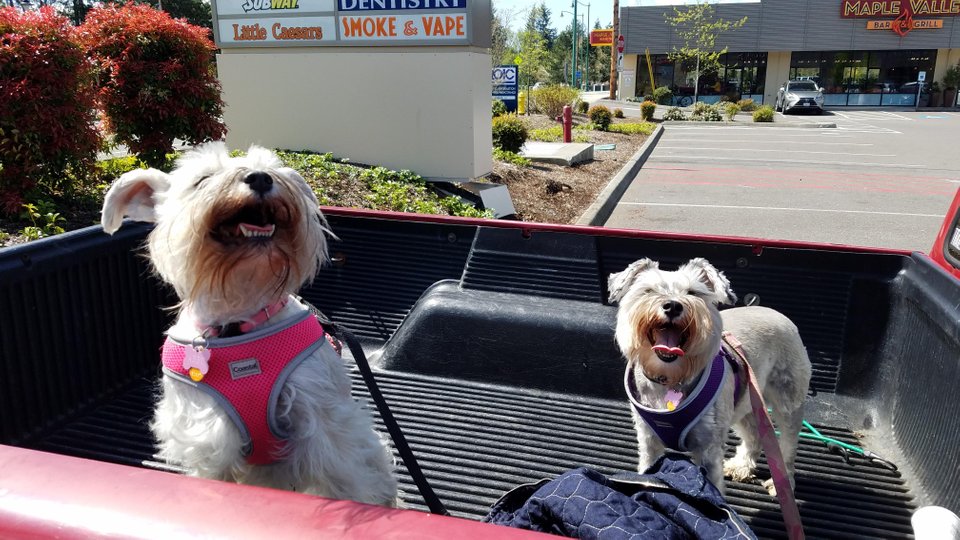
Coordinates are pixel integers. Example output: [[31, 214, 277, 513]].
[[666, 389, 683, 411], [183, 346, 211, 382]]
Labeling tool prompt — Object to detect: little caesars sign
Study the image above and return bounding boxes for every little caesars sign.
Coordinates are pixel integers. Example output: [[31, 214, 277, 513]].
[[212, 0, 493, 183], [841, 0, 959, 35], [213, 0, 477, 46]]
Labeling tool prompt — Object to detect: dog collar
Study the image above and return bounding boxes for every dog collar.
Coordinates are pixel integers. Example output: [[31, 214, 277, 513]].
[[626, 348, 742, 451], [199, 297, 290, 338]]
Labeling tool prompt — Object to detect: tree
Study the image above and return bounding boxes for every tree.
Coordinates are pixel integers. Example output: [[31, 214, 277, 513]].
[[514, 28, 549, 87], [527, 2, 556, 49], [665, 1, 746, 103], [590, 19, 611, 87], [491, 6, 511, 66]]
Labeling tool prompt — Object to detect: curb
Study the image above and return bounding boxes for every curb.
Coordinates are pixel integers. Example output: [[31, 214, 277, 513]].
[[576, 124, 664, 227], [660, 120, 837, 128]]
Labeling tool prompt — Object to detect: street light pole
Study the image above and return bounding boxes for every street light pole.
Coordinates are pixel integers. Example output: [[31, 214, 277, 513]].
[[572, 0, 578, 89], [584, 3, 590, 90]]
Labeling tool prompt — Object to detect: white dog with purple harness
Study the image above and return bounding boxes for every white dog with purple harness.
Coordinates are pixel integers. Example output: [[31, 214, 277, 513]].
[[609, 258, 811, 509]]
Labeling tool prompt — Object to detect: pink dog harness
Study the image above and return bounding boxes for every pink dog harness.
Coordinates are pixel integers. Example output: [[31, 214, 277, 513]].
[[161, 310, 327, 465]]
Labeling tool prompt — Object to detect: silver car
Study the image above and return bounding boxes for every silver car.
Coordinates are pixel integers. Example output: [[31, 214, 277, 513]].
[[776, 80, 825, 114]]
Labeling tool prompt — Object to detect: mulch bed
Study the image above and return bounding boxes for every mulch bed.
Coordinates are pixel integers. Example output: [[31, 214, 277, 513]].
[[489, 113, 649, 224]]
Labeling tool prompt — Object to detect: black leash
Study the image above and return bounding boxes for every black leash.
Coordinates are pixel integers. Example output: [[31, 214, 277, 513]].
[[307, 303, 449, 516]]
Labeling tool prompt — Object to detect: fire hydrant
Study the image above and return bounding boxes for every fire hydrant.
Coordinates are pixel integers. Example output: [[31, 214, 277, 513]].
[[562, 105, 572, 143], [518, 91, 527, 115]]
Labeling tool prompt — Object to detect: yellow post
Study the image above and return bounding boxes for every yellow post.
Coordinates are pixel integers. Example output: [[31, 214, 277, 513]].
[[645, 48, 656, 97]]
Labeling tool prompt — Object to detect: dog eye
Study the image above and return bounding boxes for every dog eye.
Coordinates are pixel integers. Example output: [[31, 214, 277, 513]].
[[193, 175, 211, 188]]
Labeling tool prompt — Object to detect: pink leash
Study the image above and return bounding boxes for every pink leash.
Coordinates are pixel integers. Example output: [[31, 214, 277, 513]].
[[723, 331, 805, 540]]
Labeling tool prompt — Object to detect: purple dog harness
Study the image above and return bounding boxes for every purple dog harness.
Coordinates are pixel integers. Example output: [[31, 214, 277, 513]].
[[625, 347, 746, 451]]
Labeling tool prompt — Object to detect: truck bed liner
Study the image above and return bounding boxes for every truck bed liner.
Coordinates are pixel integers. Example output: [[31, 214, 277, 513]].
[[26, 366, 916, 539]]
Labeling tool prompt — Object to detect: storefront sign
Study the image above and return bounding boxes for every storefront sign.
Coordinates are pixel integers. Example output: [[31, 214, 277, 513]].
[[212, 0, 478, 46], [589, 29, 614, 46], [866, 17, 943, 28], [841, 0, 957, 35], [219, 16, 336, 44], [492, 65, 518, 112]]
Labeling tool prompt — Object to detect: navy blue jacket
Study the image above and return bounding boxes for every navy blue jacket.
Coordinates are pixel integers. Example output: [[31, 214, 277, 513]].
[[484, 454, 757, 540]]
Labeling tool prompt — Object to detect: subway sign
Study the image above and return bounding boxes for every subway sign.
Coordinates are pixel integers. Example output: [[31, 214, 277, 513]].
[[212, 0, 486, 46], [841, 0, 959, 35]]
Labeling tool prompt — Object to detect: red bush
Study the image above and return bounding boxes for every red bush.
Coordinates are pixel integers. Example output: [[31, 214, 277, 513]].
[[0, 7, 101, 214], [79, 3, 225, 168]]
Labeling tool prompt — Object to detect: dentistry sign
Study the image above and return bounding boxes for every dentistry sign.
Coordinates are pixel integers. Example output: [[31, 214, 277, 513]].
[[213, 0, 477, 46], [841, 0, 959, 36]]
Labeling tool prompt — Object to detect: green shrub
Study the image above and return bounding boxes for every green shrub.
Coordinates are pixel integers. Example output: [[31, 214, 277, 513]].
[[691, 102, 723, 122], [608, 122, 656, 135], [725, 103, 741, 121], [643, 94, 654, 102], [640, 101, 656, 121], [753, 105, 775, 122], [492, 99, 507, 117], [531, 84, 581, 118], [737, 99, 758, 112], [576, 100, 589, 114], [653, 86, 673, 105], [588, 105, 613, 131], [613, 108, 625, 118], [493, 148, 531, 167], [663, 107, 686, 121], [491, 114, 528, 153]]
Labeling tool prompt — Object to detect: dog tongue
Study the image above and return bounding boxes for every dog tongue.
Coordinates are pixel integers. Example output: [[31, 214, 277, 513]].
[[652, 327, 685, 357]]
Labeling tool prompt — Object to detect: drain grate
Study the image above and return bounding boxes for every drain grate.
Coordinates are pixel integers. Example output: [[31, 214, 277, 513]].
[[26, 371, 915, 539]]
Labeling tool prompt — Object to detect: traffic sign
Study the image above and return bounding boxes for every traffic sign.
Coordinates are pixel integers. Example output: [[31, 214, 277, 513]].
[[918, 71, 926, 82], [617, 35, 624, 53]]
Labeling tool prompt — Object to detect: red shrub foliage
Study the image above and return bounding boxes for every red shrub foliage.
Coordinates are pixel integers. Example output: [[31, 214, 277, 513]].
[[79, 3, 225, 168], [0, 7, 101, 214]]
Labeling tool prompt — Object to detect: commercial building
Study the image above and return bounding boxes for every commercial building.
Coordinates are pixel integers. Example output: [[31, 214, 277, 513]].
[[619, 0, 960, 107]]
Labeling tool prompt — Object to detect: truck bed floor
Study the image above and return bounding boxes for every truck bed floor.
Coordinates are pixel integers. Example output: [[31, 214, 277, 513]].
[[27, 370, 916, 539]]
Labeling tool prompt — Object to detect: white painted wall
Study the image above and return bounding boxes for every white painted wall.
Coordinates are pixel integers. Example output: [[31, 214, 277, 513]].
[[217, 48, 492, 180]]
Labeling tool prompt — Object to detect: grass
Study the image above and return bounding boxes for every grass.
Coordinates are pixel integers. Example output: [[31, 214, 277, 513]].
[[608, 122, 656, 135], [528, 125, 591, 143]]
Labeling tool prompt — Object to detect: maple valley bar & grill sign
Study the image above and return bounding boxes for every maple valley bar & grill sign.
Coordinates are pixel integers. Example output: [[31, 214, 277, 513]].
[[841, 0, 959, 35]]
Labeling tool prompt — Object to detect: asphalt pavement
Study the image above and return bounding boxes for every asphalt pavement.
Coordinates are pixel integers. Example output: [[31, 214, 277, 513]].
[[602, 109, 960, 252]]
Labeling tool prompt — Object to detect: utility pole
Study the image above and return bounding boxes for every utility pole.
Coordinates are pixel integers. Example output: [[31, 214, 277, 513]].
[[584, 3, 590, 90], [609, 0, 618, 99], [571, 0, 578, 89]]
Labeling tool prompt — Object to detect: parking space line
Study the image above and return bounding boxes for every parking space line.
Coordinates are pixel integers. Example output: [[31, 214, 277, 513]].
[[619, 202, 942, 218], [656, 146, 890, 156], [647, 155, 927, 167], [662, 139, 870, 145]]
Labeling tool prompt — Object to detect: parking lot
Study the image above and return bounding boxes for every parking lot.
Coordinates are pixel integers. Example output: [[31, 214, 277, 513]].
[[604, 111, 960, 251]]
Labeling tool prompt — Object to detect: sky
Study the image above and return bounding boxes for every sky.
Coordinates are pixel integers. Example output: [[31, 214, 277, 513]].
[[495, 0, 759, 33]]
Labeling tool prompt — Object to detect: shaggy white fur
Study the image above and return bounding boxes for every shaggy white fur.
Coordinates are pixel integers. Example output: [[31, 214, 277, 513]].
[[609, 258, 811, 496], [101, 143, 398, 506]]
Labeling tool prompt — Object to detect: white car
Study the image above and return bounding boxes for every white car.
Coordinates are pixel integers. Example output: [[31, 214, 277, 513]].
[[776, 80, 825, 114]]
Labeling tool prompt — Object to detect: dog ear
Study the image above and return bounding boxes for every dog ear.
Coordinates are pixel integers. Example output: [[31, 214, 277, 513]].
[[100, 168, 171, 234], [608, 258, 658, 303], [682, 258, 737, 306]]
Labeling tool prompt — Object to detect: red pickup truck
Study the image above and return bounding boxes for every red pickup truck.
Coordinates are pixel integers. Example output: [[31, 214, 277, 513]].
[[2, 190, 960, 538]]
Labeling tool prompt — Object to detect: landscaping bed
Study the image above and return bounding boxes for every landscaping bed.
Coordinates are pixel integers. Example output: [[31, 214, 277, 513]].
[[490, 112, 654, 224], [0, 114, 653, 247]]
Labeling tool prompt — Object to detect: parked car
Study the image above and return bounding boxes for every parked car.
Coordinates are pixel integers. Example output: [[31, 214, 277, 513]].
[[776, 80, 825, 113]]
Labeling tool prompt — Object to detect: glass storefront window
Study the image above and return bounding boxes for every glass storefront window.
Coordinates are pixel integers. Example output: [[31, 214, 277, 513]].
[[636, 52, 767, 105], [788, 49, 937, 106]]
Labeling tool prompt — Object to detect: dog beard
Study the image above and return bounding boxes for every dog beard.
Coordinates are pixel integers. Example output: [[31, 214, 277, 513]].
[[624, 294, 719, 388]]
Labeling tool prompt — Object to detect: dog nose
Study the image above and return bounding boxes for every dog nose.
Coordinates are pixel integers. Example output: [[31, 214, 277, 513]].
[[244, 172, 273, 195], [662, 301, 683, 319]]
